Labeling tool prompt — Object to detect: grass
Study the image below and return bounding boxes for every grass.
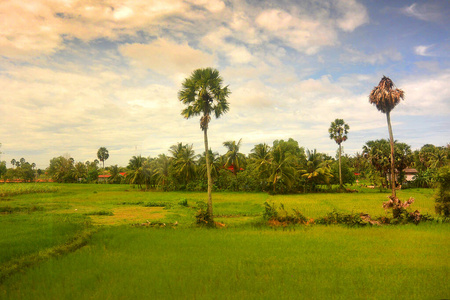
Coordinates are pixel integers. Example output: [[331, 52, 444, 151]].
[[0, 183, 448, 299], [1, 225, 449, 299]]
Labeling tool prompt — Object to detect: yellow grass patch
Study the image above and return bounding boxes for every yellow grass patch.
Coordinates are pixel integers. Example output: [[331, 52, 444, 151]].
[[90, 207, 167, 226]]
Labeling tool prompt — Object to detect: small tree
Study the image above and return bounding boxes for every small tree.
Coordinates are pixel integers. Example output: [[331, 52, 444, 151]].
[[97, 147, 109, 169], [328, 119, 349, 189]]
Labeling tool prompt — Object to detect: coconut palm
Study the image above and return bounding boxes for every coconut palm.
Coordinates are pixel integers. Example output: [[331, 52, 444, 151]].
[[171, 144, 198, 185], [249, 143, 272, 179], [369, 76, 405, 197], [223, 139, 246, 176], [267, 143, 296, 193], [154, 154, 171, 188], [178, 68, 230, 222], [328, 119, 349, 188], [198, 150, 223, 180]]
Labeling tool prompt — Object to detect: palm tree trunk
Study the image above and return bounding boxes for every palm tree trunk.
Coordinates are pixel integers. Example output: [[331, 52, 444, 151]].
[[386, 111, 396, 197], [203, 128, 214, 222], [338, 143, 343, 188]]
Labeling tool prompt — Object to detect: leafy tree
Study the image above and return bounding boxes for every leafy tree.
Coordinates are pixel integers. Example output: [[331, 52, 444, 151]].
[[178, 67, 230, 222], [369, 76, 405, 197], [223, 139, 246, 176], [329, 119, 349, 188], [47, 156, 76, 183], [97, 147, 109, 169], [0, 161, 7, 179], [73, 162, 87, 182]]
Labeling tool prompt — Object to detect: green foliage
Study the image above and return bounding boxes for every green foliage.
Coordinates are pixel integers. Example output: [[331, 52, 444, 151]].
[[435, 166, 450, 217], [178, 198, 188, 207], [194, 201, 214, 227], [97, 147, 109, 169], [315, 210, 368, 227], [263, 202, 308, 225]]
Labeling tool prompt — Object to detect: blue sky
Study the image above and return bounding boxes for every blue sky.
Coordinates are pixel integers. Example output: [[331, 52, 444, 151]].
[[0, 0, 449, 169]]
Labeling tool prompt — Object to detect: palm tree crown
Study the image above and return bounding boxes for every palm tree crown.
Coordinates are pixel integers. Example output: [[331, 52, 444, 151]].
[[369, 76, 404, 114], [329, 119, 349, 145], [178, 68, 230, 130]]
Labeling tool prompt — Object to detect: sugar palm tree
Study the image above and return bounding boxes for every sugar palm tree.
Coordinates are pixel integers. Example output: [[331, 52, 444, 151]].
[[369, 76, 405, 197], [97, 147, 109, 169], [223, 139, 246, 176], [328, 119, 349, 189], [178, 68, 230, 222]]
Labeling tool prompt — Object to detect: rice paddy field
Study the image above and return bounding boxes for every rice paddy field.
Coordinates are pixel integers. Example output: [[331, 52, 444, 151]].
[[0, 183, 449, 299]]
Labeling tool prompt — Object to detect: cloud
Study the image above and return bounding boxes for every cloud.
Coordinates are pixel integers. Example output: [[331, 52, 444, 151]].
[[402, 3, 447, 23], [414, 45, 434, 56], [119, 38, 215, 80], [399, 70, 450, 116], [341, 48, 402, 65]]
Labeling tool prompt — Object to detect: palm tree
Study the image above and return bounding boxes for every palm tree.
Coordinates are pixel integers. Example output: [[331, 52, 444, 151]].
[[223, 139, 246, 176], [267, 143, 296, 193], [301, 149, 333, 192], [178, 68, 230, 222], [198, 150, 222, 180], [328, 119, 349, 188], [369, 76, 405, 197], [11, 159, 16, 169], [154, 154, 171, 188], [249, 143, 271, 179], [97, 147, 109, 169], [171, 144, 198, 185]]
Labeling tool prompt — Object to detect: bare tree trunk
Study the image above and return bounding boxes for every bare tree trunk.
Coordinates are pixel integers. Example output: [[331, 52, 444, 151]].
[[203, 128, 214, 222], [386, 111, 396, 197], [338, 143, 343, 188]]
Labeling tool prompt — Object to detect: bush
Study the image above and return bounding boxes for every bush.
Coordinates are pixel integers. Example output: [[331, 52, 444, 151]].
[[315, 210, 368, 227], [194, 201, 214, 227], [263, 202, 308, 225]]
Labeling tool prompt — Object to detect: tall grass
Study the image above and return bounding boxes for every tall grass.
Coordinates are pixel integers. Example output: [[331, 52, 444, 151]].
[[0, 183, 58, 197], [1, 225, 449, 299]]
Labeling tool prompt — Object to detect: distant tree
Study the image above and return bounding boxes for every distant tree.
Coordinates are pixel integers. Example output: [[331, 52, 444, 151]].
[[223, 139, 246, 176], [108, 165, 122, 184], [178, 67, 230, 222], [47, 156, 76, 183], [97, 147, 109, 169], [369, 76, 405, 197], [329, 119, 349, 188], [0, 161, 7, 179], [11, 159, 16, 169], [267, 143, 296, 193], [19, 158, 26, 166], [171, 144, 197, 185]]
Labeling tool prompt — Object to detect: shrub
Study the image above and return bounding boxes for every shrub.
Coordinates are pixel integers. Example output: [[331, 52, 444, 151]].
[[194, 201, 214, 227], [315, 210, 368, 227], [178, 198, 188, 207], [263, 202, 308, 225]]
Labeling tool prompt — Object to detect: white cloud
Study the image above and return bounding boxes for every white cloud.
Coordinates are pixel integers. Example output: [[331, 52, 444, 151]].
[[414, 45, 433, 56], [402, 3, 447, 23], [341, 47, 402, 65], [119, 38, 215, 80]]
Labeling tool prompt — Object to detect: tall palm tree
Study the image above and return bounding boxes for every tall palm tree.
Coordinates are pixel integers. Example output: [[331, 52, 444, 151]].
[[97, 147, 109, 169], [369, 76, 405, 197], [328, 119, 349, 188], [154, 154, 171, 188], [223, 139, 246, 176], [11, 159, 16, 169], [178, 68, 230, 222]]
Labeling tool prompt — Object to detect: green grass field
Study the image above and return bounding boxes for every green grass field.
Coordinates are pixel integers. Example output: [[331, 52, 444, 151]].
[[0, 183, 449, 299]]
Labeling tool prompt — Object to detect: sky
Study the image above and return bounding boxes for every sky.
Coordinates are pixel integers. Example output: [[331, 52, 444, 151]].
[[0, 0, 449, 169]]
